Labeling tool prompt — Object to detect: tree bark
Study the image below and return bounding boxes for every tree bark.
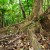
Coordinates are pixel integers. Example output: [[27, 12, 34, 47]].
[[0, 10, 5, 28], [19, 0, 26, 18], [0, 0, 44, 50], [0, 15, 2, 28]]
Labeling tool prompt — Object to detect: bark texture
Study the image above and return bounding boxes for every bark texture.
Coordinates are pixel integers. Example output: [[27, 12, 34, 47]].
[[0, 0, 47, 50], [19, 0, 26, 18]]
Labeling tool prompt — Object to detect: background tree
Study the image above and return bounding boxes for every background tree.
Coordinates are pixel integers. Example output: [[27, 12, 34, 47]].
[[19, 0, 26, 18]]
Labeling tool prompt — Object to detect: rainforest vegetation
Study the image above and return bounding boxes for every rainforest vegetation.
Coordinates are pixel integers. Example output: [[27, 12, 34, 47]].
[[0, 0, 50, 50]]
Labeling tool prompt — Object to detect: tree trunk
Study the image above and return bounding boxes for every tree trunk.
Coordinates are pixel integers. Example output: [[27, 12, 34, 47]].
[[0, 10, 4, 28], [19, 0, 26, 18], [0, 16, 2, 28], [0, 0, 44, 50]]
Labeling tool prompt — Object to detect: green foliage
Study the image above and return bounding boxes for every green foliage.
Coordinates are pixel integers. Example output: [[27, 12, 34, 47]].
[[39, 16, 45, 22], [0, 0, 33, 26], [39, 16, 45, 20], [43, 0, 50, 11], [0, 0, 50, 27]]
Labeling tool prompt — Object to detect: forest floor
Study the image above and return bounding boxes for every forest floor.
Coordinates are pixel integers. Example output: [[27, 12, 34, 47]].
[[0, 13, 50, 50], [35, 30, 50, 50], [0, 29, 50, 50]]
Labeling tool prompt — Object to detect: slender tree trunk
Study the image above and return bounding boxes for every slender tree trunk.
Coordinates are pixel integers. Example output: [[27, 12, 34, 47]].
[[2, 11, 4, 28], [19, 0, 26, 18], [0, 10, 4, 28], [0, 16, 2, 28]]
